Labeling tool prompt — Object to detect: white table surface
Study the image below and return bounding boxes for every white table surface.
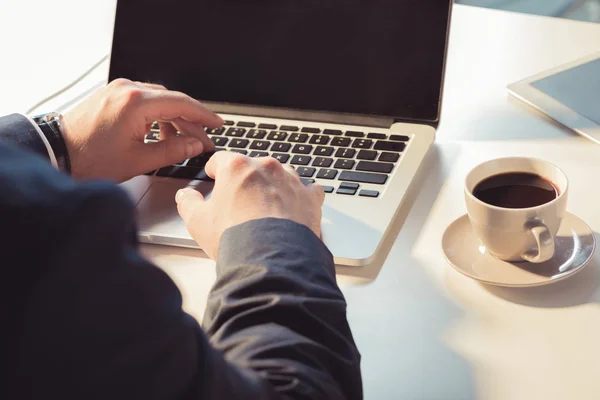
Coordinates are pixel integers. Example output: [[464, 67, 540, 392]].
[[2, 2, 600, 399]]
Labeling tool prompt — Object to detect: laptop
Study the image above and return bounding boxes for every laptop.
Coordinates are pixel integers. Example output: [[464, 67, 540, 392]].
[[110, 0, 453, 267]]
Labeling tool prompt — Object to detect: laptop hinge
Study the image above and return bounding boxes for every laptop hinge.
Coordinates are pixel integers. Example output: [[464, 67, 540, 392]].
[[205, 102, 395, 129]]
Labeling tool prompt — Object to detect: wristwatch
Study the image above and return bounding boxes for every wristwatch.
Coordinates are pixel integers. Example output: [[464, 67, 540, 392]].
[[33, 112, 71, 173]]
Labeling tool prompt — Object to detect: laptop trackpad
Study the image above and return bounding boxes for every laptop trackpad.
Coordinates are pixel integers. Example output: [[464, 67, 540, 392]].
[[136, 180, 214, 238]]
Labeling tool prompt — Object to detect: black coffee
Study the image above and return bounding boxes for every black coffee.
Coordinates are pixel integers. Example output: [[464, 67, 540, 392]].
[[473, 172, 558, 208]]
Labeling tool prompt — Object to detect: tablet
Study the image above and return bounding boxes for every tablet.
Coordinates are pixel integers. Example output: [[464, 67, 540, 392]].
[[508, 52, 600, 144]]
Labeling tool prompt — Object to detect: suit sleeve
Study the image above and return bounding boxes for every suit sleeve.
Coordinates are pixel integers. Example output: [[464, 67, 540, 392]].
[[0, 113, 57, 166], [2, 142, 362, 400]]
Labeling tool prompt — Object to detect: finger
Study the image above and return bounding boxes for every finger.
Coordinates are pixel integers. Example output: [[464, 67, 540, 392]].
[[282, 164, 301, 182], [171, 118, 214, 152], [159, 121, 178, 140], [282, 164, 296, 174], [140, 135, 204, 171], [204, 150, 249, 180], [308, 182, 326, 205], [175, 187, 207, 224], [141, 90, 224, 128], [136, 82, 168, 91]]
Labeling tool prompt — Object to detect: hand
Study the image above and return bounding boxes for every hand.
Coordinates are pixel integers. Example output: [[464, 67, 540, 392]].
[[175, 152, 325, 259], [61, 79, 223, 182]]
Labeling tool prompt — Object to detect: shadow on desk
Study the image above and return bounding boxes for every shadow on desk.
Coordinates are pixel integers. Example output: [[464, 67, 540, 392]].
[[342, 142, 477, 399], [336, 144, 450, 283], [482, 232, 600, 308]]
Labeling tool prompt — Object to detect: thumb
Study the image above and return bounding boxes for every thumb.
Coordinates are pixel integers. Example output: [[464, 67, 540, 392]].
[[175, 187, 206, 223], [143, 136, 205, 171]]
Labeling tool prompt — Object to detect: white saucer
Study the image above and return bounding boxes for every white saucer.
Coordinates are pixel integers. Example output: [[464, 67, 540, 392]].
[[442, 212, 596, 287]]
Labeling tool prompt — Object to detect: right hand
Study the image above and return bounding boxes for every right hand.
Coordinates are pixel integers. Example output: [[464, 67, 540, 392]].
[[176, 152, 325, 259]]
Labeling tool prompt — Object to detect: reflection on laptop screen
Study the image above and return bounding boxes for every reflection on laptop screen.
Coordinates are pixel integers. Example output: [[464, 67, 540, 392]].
[[109, 0, 451, 122]]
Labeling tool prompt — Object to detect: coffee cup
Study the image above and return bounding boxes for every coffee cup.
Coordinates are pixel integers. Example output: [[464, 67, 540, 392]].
[[464, 157, 568, 263]]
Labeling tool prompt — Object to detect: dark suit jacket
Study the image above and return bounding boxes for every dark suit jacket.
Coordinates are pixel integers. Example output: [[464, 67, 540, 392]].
[[0, 114, 362, 399]]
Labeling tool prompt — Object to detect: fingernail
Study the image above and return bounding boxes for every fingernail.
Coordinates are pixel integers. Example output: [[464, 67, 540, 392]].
[[175, 189, 186, 204]]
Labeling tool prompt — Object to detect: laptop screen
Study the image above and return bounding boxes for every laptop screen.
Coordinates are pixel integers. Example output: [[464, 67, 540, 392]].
[[109, 0, 452, 123]]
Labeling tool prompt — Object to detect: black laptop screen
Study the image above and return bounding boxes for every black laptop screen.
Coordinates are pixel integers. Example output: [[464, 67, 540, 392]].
[[109, 0, 452, 122]]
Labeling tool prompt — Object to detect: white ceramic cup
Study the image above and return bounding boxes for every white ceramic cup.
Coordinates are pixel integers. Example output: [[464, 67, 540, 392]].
[[464, 157, 568, 263]]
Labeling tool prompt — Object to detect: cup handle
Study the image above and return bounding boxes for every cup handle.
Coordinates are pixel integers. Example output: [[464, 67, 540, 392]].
[[521, 225, 555, 263]]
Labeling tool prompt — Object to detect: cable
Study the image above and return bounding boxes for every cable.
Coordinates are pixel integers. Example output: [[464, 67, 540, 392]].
[[26, 54, 109, 115]]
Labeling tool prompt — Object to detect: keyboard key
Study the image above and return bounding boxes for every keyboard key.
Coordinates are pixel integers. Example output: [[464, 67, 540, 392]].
[[297, 167, 316, 177], [313, 157, 333, 167], [359, 189, 380, 198], [334, 159, 355, 169], [207, 127, 226, 135], [229, 149, 248, 155], [290, 155, 311, 165], [280, 125, 299, 131], [317, 169, 338, 179], [379, 152, 400, 163], [323, 186, 334, 193], [288, 133, 309, 143], [367, 132, 387, 139], [336, 188, 357, 196], [300, 178, 315, 185], [151, 121, 159, 130], [247, 129, 267, 139], [272, 153, 290, 163], [258, 123, 277, 129], [335, 148, 356, 158], [249, 140, 270, 150], [357, 150, 377, 160], [292, 144, 313, 154], [352, 139, 373, 149], [223, 120, 234, 126], [373, 141, 406, 152], [301, 127, 321, 133], [237, 121, 256, 128], [271, 142, 291, 152], [314, 146, 334, 156], [390, 134, 410, 142], [156, 166, 211, 180], [323, 129, 343, 135], [226, 128, 246, 137], [356, 161, 394, 173], [345, 131, 365, 138], [339, 171, 388, 185], [249, 151, 269, 157], [187, 154, 212, 168], [267, 131, 288, 141], [309, 135, 330, 145], [331, 137, 351, 147], [230, 139, 249, 148], [340, 182, 359, 190], [212, 137, 229, 146]]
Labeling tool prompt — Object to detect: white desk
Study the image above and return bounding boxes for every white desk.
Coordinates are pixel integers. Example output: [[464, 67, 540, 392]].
[[2, 2, 600, 399]]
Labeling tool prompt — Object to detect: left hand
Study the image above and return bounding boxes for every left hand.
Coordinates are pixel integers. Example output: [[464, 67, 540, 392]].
[[61, 79, 223, 182]]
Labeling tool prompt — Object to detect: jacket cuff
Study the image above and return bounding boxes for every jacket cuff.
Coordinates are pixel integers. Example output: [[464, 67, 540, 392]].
[[0, 113, 58, 169], [217, 218, 335, 277]]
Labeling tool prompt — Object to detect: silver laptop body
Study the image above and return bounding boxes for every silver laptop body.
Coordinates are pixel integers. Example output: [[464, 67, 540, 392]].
[[110, 0, 453, 267]]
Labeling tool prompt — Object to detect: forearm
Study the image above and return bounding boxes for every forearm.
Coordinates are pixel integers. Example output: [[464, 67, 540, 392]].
[[203, 218, 363, 400]]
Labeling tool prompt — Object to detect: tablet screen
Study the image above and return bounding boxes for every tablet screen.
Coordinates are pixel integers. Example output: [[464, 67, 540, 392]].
[[531, 58, 600, 124]]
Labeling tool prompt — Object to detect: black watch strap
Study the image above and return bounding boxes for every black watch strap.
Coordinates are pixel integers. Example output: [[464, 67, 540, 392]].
[[34, 114, 71, 174]]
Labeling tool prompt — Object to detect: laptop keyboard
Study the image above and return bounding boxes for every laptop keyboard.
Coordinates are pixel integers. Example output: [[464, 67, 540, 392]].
[[144, 119, 410, 198]]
